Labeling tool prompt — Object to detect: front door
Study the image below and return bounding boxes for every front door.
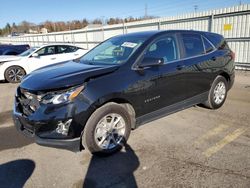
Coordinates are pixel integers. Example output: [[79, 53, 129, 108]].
[[134, 34, 186, 114], [27, 46, 58, 72]]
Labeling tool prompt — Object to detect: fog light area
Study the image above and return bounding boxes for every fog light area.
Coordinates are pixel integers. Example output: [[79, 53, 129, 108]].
[[56, 119, 72, 135]]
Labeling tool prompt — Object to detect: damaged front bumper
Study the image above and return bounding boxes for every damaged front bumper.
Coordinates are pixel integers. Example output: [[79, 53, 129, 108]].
[[12, 87, 92, 152], [13, 112, 81, 152]]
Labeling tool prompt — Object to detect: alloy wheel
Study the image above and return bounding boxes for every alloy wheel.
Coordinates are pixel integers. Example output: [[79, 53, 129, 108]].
[[94, 113, 126, 150], [213, 81, 226, 105], [7, 68, 24, 82]]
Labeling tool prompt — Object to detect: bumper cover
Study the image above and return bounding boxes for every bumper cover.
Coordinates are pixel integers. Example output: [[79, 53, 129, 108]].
[[228, 71, 235, 90], [13, 107, 82, 152]]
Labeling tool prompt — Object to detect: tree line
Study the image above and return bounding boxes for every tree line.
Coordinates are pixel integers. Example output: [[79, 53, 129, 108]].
[[0, 16, 156, 36]]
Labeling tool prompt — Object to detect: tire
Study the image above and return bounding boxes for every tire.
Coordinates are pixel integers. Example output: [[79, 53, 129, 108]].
[[203, 75, 228, 109], [4, 66, 26, 83], [82, 102, 132, 155]]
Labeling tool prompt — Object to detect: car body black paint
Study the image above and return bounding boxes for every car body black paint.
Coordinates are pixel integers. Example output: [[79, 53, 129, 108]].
[[13, 30, 235, 151]]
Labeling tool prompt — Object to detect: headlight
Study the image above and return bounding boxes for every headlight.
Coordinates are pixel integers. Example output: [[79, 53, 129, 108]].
[[40, 85, 84, 105]]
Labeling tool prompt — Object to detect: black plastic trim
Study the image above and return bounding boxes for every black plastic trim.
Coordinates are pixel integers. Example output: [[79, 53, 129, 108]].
[[136, 92, 209, 127]]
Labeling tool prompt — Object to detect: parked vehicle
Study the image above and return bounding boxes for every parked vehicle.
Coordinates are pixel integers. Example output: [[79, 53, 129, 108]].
[[0, 47, 38, 63], [0, 44, 30, 55], [0, 44, 88, 83], [13, 30, 235, 155]]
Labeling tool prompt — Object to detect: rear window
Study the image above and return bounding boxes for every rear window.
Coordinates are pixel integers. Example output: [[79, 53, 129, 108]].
[[181, 33, 204, 58], [203, 36, 214, 53], [204, 33, 229, 50]]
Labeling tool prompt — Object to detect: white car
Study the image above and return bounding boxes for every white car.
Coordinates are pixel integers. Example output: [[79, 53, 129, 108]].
[[0, 44, 88, 83]]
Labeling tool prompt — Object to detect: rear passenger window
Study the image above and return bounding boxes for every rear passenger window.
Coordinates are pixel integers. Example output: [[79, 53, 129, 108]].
[[67, 46, 78, 53], [57, 46, 68, 54], [144, 36, 178, 63], [203, 37, 214, 53], [182, 33, 204, 58], [57, 46, 78, 54]]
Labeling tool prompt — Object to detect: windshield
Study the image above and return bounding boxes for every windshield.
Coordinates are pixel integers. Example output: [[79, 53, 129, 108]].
[[19, 48, 37, 57], [80, 35, 147, 65]]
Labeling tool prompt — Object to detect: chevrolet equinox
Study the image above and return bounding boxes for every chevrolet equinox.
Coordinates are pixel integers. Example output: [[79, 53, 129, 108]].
[[13, 30, 235, 155]]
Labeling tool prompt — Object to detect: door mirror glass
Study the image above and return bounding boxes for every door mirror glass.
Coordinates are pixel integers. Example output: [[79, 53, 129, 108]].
[[139, 57, 164, 68]]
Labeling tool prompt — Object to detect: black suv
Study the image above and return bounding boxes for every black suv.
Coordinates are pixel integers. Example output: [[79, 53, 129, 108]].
[[13, 30, 235, 155]]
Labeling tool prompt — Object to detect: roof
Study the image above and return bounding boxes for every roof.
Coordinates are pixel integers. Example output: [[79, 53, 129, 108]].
[[114, 29, 214, 39], [39, 43, 80, 48]]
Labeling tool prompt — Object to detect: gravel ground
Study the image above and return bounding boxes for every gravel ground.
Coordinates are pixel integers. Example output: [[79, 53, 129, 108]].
[[0, 71, 249, 188]]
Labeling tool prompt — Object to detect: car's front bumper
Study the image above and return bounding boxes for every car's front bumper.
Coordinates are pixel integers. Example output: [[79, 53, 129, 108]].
[[0, 65, 5, 81], [13, 110, 82, 152], [12, 89, 93, 152]]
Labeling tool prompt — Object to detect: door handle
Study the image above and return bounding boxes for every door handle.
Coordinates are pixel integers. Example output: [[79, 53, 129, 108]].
[[176, 65, 185, 70], [74, 54, 79, 56], [51, 57, 56, 60], [211, 56, 216, 61]]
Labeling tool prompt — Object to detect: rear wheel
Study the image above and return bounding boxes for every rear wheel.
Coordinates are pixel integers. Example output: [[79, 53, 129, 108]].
[[4, 66, 26, 83], [203, 75, 228, 109], [82, 102, 131, 155]]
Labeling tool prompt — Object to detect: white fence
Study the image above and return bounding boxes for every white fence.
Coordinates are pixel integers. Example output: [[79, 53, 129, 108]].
[[0, 4, 250, 67]]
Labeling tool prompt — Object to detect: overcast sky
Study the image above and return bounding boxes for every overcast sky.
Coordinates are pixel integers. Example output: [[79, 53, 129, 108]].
[[0, 0, 249, 27]]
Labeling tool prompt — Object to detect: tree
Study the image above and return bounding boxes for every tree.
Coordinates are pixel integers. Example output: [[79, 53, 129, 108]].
[[19, 21, 34, 33], [44, 21, 55, 32], [12, 22, 17, 33], [5, 23, 11, 35], [92, 19, 102, 25], [81, 19, 89, 28]]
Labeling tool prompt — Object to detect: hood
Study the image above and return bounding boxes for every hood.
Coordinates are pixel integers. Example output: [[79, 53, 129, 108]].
[[20, 61, 119, 91], [0, 55, 23, 62]]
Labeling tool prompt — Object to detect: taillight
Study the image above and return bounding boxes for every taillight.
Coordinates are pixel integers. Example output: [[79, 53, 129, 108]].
[[230, 51, 235, 61]]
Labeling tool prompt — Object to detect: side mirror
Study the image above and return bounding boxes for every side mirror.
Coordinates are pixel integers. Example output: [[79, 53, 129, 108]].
[[139, 57, 164, 68], [31, 53, 39, 58]]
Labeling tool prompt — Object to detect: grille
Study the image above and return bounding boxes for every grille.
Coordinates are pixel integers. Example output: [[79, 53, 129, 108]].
[[19, 117, 35, 135], [17, 87, 40, 116]]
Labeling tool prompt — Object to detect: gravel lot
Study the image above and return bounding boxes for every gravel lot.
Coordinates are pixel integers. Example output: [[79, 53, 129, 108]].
[[0, 71, 250, 188]]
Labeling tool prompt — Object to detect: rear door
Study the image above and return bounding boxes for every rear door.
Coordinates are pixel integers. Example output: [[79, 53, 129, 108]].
[[56, 45, 81, 61], [179, 32, 216, 99]]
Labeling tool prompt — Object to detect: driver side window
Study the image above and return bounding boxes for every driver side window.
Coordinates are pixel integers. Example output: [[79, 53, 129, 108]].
[[144, 36, 178, 63], [36, 46, 56, 56]]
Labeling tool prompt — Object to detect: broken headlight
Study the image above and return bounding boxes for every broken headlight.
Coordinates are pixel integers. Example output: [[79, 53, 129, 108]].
[[39, 85, 84, 105]]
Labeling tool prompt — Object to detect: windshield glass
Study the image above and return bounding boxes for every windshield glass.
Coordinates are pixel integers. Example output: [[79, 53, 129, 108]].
[[80, 35, 147, 65], [19, 47, 37, 57]]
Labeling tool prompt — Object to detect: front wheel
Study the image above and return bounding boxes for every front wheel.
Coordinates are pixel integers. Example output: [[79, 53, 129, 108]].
[[4, 66, 26, 83], [82, 102, 131, 155], [203, 75, 228, 109]]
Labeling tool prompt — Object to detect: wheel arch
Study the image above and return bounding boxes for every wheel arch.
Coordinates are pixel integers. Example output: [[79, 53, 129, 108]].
[[97, 97, 136, 128], [89, 96, 137, 129], [219, 71, 231, 85]]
